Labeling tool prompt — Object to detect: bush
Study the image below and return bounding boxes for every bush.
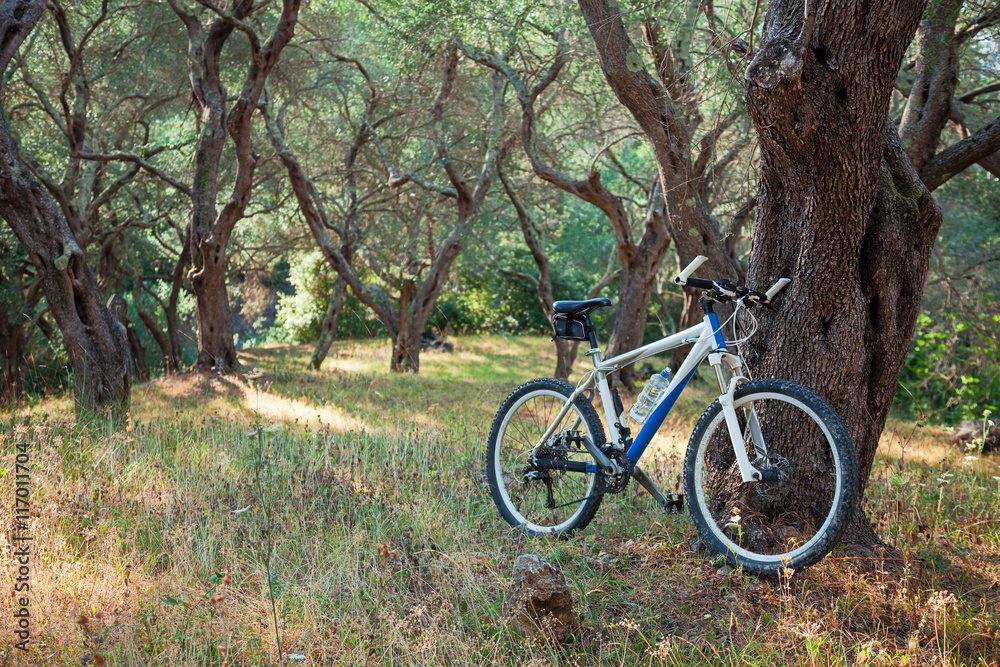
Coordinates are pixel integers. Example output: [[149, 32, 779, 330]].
[[898, 310, 1000, 425]]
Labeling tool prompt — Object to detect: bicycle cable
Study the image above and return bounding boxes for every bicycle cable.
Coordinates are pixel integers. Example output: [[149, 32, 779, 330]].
[[719, 298, 760, 350], [727, 299, 760, 349]]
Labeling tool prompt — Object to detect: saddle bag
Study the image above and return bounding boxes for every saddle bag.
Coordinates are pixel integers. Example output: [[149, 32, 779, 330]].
[[552, 313, 588, 341]]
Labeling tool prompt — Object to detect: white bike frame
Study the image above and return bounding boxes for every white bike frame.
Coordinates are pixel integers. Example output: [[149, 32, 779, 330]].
[[534, 256, 790, 508]]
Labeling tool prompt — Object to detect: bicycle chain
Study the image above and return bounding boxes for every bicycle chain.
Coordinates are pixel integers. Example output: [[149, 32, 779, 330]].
[[597, 445, 632, 494]]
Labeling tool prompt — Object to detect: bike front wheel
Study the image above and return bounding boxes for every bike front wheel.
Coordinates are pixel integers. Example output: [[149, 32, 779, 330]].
[[684, 378, 857, 574], [486, 378, 606, 537]]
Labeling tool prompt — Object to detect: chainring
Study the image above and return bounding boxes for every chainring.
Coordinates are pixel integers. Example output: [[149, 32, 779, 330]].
[[598, 446, 632, 494]]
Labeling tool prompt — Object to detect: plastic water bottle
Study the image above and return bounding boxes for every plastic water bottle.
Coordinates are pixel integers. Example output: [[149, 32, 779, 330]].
[[628, 368, 672, 424]]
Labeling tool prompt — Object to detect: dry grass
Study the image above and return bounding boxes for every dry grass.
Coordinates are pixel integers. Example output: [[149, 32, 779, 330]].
[[1, 335, 998, 666]]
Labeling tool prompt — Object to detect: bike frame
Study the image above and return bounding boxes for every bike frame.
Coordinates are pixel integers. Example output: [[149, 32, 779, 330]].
[[534, 309, 770, 505]]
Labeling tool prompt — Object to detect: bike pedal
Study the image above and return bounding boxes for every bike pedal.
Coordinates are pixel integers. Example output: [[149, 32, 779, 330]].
[[665, 493, 684, 514]]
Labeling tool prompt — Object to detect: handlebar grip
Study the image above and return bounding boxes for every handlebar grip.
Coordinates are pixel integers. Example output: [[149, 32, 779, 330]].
[[685, 277, 717, 290], [674, 255, 708, 284], [764, 278, 791, 302]]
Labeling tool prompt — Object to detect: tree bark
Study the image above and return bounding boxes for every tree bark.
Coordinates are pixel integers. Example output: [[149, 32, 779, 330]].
[[308, 275, 347, 371], [0, 295, 26, 402], [0, 0, 130, 425], [190, 238, 237, 370], [169, 0, 301, 371], [743, 0, 939, 548]]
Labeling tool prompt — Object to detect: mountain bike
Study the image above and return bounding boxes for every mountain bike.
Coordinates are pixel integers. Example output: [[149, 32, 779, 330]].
[[485, 256, 858, 574]]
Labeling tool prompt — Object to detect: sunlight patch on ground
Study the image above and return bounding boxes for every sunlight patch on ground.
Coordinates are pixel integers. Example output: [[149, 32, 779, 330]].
[[878, 421, 958, 463], [227, 376, 370, 432]]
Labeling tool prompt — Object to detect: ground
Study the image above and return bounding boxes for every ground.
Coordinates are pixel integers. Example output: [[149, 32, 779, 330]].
[[1, 336, 998, 666]]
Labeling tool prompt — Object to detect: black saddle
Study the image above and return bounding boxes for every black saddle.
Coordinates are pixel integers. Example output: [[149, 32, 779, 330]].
[[552, 298, 612, 315]]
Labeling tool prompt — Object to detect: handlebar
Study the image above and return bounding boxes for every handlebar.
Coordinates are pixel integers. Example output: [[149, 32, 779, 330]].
[[674, 255, 707, 284], [764, 278, 791, 301], [673, 255, 791, 306]]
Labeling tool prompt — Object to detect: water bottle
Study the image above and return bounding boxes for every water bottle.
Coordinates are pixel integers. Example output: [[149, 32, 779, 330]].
[[628, 368, 672, 424]]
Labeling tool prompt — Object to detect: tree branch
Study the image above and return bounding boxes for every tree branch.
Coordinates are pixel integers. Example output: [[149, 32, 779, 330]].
[[919, 113, 1000, 190]]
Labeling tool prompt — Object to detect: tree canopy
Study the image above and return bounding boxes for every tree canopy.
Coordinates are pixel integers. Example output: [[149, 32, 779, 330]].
[[1, 0, 997, 515]]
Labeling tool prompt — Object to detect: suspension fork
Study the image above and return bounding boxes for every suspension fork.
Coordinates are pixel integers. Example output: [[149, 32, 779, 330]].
[[704, 307, 766, 483]]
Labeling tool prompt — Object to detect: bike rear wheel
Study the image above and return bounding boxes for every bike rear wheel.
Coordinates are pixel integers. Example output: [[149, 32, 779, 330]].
[[684, 378, 857, 574], [486, 378, 605, 536]]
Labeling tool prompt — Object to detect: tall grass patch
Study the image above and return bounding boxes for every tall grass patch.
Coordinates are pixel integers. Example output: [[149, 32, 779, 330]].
[[1, 336, 998, 665]]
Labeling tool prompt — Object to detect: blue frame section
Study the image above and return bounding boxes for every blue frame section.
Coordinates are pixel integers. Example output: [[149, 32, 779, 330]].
[[581, 364, 702, 473], [708, 312, 726, 348], [625, 365, 701, 465]]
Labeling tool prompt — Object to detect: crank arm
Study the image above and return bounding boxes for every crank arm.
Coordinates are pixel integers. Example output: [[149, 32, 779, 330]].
[[530, 370, 616, 475]]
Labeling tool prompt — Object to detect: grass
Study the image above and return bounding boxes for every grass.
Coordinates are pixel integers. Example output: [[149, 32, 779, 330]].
[[1, 335, 998, 666]]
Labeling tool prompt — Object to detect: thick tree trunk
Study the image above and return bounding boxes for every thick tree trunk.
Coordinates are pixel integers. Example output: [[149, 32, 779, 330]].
[[308, 275, 347, 370], [744, 0, 937, 549], [0, 178, 131, 424], [0, 0, 130, 424], [190, 242, 237, 371], [391, 327, 420, 373], [0, 299, 26, 402]]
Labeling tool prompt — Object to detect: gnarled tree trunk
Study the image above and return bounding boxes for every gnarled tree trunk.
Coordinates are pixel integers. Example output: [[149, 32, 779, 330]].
[[743, 0, 939, 548], [169, 0, 301, 371], [0, 0, 130, 425], [190, 239, 237, 370]]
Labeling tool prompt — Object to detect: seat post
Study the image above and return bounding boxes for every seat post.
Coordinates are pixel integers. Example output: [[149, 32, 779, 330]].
[[585, 319, 602, 367]]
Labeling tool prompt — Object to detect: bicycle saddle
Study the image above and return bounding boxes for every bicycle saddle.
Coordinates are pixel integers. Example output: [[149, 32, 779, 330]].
[[552, 298, 612, 315]]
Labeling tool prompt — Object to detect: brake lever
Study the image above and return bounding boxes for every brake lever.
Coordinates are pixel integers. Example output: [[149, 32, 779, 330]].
[[742, 294, 774, 310]]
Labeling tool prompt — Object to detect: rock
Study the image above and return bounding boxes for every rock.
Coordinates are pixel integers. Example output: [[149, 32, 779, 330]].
[[951, 420, 998, 454], [420, 331, 454, 353], [502, 554, 574, 643], [716, 564, 734, 576]]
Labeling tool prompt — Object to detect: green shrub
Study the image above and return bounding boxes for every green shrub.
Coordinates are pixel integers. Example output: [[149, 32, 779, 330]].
[[898, 309, 1000, 424]]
